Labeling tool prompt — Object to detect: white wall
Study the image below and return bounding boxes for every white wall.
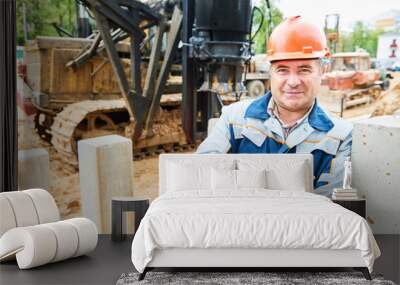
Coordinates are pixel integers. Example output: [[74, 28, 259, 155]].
[[352, 116, 400, 234]]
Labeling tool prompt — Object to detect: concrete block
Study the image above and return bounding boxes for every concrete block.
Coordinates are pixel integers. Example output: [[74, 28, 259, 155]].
[[78, 135, 134, 234], [352, 115, 400, 234], [18, 148, 50, 190]]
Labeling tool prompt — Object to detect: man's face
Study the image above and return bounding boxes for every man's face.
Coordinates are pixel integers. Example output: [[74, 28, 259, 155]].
[[270, 59, 322, 112]]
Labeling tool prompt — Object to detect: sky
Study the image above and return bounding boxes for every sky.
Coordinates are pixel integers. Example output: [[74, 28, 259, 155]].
[[274, 0, 400, 32]]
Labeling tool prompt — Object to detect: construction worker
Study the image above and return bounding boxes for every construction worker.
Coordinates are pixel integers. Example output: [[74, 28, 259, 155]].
[[196, 16, 353, 197]]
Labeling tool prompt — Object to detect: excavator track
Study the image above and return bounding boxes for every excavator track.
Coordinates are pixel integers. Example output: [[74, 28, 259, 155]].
[[51, 100, 127, 165], [50, 98, 193, 166]]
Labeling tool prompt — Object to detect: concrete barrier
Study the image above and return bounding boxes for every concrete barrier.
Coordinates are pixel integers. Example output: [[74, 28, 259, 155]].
[[18, 148, 50, 190], [352, 115, 400, 234], [78, 135, 134, 234]]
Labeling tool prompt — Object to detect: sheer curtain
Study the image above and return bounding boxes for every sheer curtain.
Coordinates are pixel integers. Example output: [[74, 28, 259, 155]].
[[0, 0, 18, 192]]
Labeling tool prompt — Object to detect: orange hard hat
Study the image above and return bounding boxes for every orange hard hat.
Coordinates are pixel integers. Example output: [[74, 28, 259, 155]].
[[267, 16, 330, 62]]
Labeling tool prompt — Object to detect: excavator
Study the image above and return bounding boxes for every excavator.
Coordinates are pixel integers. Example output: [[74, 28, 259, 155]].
[[320, 51, 391, 116], [320, 14, 391, 117], [27, 0, 261, 163]]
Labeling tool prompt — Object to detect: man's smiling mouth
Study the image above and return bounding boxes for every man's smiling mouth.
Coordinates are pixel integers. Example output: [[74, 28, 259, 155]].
[[284, 91, 304, 95]]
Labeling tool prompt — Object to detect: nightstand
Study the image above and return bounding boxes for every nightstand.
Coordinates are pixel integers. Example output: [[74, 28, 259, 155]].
[[111, 197, 150, 242], [332, 198, 366, 218]]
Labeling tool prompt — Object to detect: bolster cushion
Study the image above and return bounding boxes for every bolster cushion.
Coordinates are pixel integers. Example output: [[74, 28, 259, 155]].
[[0, 189, 60, 237], [0, 218, 98, 269]]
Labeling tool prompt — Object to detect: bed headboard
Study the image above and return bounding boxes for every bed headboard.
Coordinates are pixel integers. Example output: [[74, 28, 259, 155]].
[[159, 154, 314, 195]]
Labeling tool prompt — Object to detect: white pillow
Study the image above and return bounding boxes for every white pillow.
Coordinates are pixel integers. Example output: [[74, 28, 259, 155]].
[[266, 162, 308, 191], [167, 160, 235, 192], [167, 163, 210, 191], [236, 169, 267, 189], [237, 159, 309, 191], [211, 168, 236, 190], [211, 168, 268, 191]]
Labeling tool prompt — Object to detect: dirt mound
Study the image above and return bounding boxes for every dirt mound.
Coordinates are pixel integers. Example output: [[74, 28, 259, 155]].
[[372, 77, 400, 117], [18, 113, 195, 220]]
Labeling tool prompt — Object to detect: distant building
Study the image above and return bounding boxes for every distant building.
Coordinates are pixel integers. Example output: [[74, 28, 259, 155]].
[[377, 32, 400, 69]]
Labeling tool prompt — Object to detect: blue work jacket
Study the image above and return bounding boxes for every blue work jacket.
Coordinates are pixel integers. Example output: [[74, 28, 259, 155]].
[[196, 92, 353, 197]]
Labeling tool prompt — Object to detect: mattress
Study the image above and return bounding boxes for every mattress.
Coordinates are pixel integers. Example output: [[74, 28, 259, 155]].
[[131, 190, 380, 273]]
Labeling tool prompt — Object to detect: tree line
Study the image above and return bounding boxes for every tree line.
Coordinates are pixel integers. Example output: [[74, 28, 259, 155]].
[[251, 1, 385, 57], [16, 0, 384, 57]]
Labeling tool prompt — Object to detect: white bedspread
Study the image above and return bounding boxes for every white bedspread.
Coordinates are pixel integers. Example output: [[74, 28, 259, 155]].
[[131, 190, 380, 273]]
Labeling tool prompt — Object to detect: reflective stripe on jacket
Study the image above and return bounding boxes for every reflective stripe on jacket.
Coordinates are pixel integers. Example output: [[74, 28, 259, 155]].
[[196, 92, 353, 197]]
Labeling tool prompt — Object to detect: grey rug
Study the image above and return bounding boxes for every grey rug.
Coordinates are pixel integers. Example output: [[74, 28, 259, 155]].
[[116, 271, 396, 285]]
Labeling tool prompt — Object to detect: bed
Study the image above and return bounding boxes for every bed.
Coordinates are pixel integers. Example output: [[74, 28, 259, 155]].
[[131, 154, 380, 280]]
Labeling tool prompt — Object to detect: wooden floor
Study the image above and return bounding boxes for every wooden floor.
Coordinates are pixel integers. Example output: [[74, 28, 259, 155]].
[[0, 235, 398, 285]]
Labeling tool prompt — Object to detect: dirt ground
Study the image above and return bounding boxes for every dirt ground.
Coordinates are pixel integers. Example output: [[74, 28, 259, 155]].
[[319, 72, 400, 121], [17, 73, 400, 220], [318, 72, 400, 119], [18, 118, 184, 219]]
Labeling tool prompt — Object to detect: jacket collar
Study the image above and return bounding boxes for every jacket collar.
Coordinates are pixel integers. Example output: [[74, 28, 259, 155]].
[[244, 92, 271, 121], [244, 92, 334, 132], [307, 101, 334, 132]]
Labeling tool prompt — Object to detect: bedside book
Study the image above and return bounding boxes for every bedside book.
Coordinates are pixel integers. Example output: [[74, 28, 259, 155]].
[[332, 188, 359, 200], [332, 196, 359, 200]]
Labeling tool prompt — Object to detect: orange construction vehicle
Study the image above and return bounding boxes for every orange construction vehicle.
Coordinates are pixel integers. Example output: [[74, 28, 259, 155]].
[[321, 51, 389, 115]]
